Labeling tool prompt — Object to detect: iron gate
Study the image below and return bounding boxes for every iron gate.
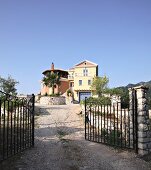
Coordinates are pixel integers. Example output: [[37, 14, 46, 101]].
[[85, 89, 138, 153], [0, 91, 35, 161]]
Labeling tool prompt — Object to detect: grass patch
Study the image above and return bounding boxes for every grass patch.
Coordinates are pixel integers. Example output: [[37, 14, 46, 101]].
[[57, 129, 68, 139], [60, 138, 71, 144]]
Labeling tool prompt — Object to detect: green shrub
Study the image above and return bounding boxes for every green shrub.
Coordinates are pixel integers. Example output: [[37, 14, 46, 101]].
[[107, 130, 121, 145], [66, 89, 73, 97], [81, 96, 111, 106], [101, 128, 121, 146], [49, 93, 60, 97], [42, 93, 60, 97], [1, 99, 25, 112]]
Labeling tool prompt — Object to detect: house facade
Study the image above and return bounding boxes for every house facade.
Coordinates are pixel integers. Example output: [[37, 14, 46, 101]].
[[68, 60, 98, 102], [41, 63, 69, 95], [41, 60, 98, 102]]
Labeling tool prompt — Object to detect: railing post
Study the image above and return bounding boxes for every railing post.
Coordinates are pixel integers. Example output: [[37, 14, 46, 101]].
[[134, 89, 138, 154], [128, 88, 134, 149], [32, 94, 35, 147], [85, 97, 87, 140]]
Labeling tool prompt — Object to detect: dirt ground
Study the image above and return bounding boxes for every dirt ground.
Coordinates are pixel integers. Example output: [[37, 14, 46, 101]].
[[1, 104, 151, 170]]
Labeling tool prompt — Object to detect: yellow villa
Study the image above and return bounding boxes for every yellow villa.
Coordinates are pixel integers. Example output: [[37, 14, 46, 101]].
[[40, 60, 98, 103], [68, 60, 98, 102]]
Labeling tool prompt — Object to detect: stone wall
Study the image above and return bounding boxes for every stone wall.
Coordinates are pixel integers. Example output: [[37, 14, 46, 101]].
[[40, 96, 66, 105], [66, 96, 73, 104], [35, 95, 41, 103]]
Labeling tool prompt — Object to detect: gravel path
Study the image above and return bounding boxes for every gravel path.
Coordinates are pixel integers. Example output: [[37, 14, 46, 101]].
[[1, 104, 151, 170]]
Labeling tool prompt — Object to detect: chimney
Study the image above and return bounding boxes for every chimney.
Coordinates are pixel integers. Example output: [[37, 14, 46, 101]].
[[51, 62, 54, 70]]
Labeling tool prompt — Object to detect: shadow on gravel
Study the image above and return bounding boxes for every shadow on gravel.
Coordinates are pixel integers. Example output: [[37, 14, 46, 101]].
[[35, 107, 52, 115], [37, 120, 82, 127], [1, 133, 151, 170], [35, 106, 74, 116], [141, 153, 151, 163], [0, 124, 84, 170], [35, 126, 83, 138]]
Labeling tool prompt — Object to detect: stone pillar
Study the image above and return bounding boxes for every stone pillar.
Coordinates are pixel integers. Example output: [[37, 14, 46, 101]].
[[134, 86, 151, 155]]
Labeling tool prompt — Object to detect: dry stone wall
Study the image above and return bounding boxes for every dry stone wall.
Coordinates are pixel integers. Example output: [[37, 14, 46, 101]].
[[40, 96, 66, 105]]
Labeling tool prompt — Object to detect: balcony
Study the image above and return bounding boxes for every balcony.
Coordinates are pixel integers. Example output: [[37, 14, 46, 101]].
[[74, 73, 94, 77], [68, 75, 74, 80]]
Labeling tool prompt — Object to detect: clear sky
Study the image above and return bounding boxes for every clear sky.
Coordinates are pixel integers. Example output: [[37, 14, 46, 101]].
[[0, 0, 151, 94]]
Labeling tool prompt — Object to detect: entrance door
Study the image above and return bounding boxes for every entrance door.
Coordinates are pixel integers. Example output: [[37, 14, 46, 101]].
[[79, 92, 91, 102]]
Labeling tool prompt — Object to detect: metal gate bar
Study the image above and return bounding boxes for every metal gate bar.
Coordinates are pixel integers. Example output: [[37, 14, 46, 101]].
[[85, 93, 138, 152], [0, 91, 35, 162]]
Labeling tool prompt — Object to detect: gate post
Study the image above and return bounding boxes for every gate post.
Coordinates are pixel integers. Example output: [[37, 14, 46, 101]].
[[85, 97, 87, 140], [133, 86, 151, 155], [32, 94, 35, 146]]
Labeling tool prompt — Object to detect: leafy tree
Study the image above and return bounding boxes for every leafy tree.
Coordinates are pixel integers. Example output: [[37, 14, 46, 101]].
[[91, 76, 109, 97], [90, 76, 130, 108], [106, 87, 129, 108], [105, 88, 122, 96], [42, 72, 60, 94], [119, 88, 129, 108], [93, 96, 111, 105], [0, 75, 19, 95], [81, 96, 111, 106]]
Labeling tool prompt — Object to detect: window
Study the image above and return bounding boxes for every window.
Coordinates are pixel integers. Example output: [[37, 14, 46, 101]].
[[70, 82, 74, 87], [79, 80, 82, 86], [83, 68, 88, 76], [88, 80, 91, 85]]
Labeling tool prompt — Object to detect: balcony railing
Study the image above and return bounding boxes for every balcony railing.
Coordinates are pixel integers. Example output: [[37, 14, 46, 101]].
[[68, 75, 74, 79], [74, 73, 94, 77], [68, 73, 95, 79]]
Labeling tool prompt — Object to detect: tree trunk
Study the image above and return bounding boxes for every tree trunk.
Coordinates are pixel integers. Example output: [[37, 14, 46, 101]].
[[52, 86, 54, 94]]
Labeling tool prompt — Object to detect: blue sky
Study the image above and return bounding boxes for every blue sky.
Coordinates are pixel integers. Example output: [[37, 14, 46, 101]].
[[0, 0, 151, 94]]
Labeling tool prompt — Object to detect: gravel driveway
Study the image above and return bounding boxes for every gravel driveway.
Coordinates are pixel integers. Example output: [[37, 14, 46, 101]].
[[1, 104, 151, 170]]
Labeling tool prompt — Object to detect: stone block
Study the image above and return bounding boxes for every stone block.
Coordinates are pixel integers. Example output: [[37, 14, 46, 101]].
[[138, 124, 148, 131], [138, 131, 147, 138], [147, 131, 151, 138], [138, 149, 149, 156], [137, 92, 144, 99], [137, 104, 148, 112], [138, 143, 148, 149], [137, 116, 145, 123], [148, 142, 151, 149], [138, 138, 150, 143], [146, 119, 150, 125], [138, 111, 147, 116], [137, 99, 146, 105]]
